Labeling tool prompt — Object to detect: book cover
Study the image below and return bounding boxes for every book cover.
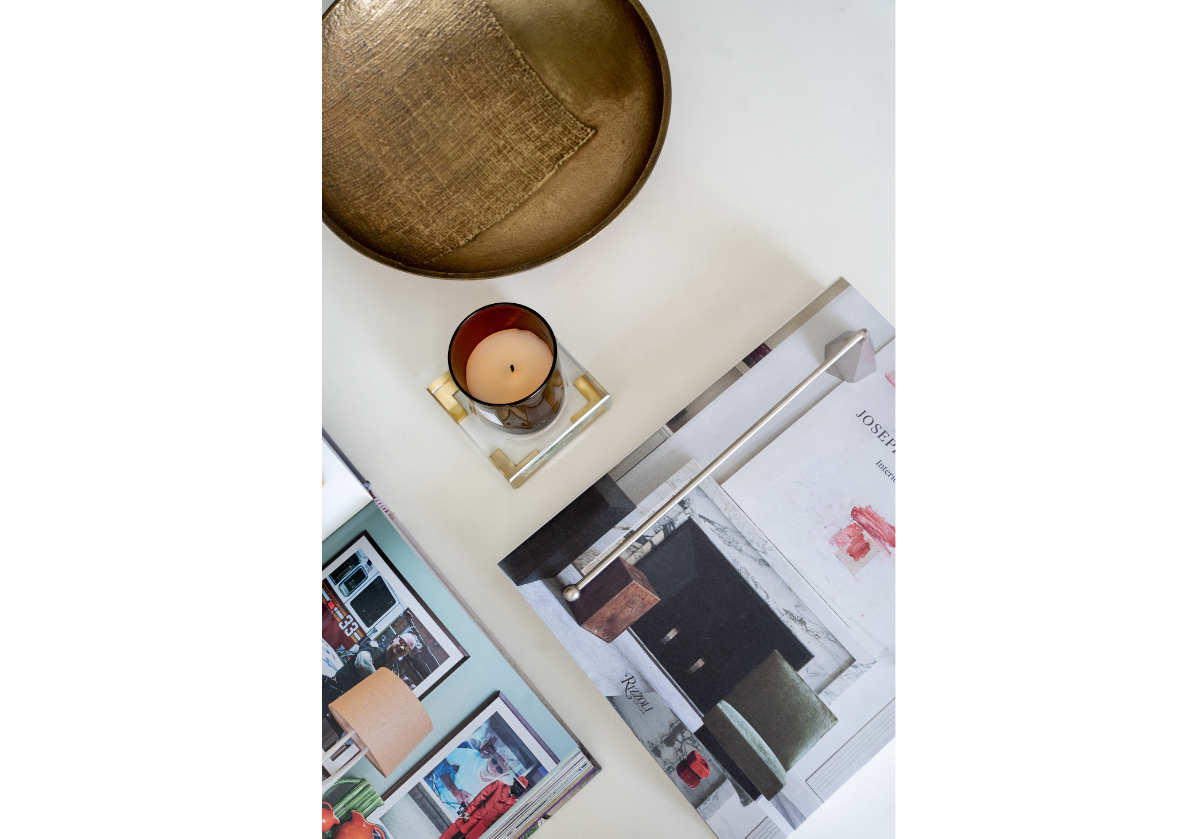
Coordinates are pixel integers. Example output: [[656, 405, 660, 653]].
[[497, 282, 895, 838]]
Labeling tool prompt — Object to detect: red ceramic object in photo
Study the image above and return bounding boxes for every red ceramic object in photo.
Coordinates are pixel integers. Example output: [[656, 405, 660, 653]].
[[676, 749, 711, 788], [322, 801, 339, 832], [336, 811, 384, 839]]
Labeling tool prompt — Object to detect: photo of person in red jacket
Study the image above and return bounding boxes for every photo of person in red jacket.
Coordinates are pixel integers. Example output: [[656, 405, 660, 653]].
[[438, 775, 529, 839]]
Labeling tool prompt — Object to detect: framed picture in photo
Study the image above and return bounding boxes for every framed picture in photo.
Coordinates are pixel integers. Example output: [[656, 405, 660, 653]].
[[371, 693, 559, 839], [322, 532, 468, 765]]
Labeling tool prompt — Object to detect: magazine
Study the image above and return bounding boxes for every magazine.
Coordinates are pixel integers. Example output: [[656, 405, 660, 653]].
[[497, 281, 895, 838], [322, 436, 598, 839]]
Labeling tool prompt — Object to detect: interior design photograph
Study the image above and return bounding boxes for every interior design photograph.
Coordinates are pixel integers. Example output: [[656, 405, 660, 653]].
[[320, 452, 598, 839]]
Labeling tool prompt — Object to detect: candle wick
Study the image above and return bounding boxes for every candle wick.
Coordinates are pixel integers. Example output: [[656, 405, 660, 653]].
[[510, 364, 515, 373]]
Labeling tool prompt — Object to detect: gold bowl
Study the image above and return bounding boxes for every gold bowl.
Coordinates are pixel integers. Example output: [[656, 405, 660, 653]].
[[322, 0, 670, 278]]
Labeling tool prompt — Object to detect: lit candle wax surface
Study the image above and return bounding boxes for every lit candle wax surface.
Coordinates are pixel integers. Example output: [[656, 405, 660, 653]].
[[464, 328, 554, 404]]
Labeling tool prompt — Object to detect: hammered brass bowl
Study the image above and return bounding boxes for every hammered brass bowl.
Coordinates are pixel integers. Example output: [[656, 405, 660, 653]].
[[322, 0, 670, 278]]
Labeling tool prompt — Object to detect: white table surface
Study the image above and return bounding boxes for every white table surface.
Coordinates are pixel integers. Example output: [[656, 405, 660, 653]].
[[322, 1, 894, 836]]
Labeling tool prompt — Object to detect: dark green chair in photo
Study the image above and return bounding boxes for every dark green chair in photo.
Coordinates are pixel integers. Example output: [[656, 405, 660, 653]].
[[701, 650, 838, 799]]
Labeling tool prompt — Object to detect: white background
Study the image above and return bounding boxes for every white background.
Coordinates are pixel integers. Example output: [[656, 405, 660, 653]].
[[4, 2, 1200, 838]]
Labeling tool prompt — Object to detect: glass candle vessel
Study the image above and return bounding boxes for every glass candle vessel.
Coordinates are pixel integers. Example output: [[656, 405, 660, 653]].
[[448, 303, 565, 433]]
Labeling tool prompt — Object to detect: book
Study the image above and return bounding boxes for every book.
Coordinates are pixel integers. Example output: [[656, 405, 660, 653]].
[[497, 281, 895, 838], [321, 437, 598, 839]]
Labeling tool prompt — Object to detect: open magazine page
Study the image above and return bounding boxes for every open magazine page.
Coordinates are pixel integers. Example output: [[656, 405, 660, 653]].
[[322, 440, 598, 839], [497, 283, 894, 838]]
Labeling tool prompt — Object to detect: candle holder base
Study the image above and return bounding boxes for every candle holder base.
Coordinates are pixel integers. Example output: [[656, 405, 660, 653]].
[[427, 344, 611, 488]]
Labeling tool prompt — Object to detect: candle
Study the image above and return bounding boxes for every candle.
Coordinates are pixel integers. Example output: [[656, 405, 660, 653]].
[[465, 328, 554, 404], [448, 302, 565, 433]]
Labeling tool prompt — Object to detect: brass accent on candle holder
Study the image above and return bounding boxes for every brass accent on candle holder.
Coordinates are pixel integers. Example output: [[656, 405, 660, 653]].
[[427, 349, 611, 488], [485, 373, 605, 486], [427, 372, 468, 423], [570, 375, 607, 424], [489, 449, 541, 488]]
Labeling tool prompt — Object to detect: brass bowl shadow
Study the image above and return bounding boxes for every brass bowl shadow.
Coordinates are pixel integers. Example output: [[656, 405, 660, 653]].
[[322, 0, 670, 279]]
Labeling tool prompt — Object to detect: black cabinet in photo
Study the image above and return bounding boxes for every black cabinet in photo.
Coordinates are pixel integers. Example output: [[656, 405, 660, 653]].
[[630, 518, 814, 713]]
